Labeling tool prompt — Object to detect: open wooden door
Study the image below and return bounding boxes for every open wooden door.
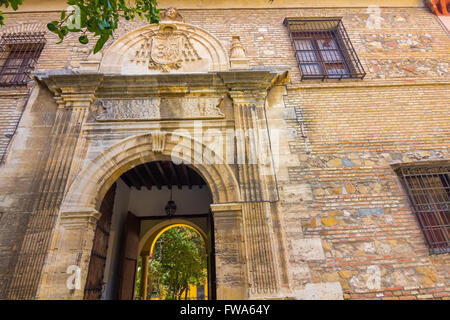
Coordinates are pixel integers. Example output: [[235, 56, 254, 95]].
[[117, 212, 140, 300], [84, 183, 116, 300], [207, 211, 217, 300]]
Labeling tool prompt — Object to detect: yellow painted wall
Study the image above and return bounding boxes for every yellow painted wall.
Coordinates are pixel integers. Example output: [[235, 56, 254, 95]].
[[2, 0, 425, 13]]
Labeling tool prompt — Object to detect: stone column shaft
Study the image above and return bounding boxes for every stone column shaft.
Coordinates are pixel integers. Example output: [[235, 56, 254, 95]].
[[140, 254, 149, 300]]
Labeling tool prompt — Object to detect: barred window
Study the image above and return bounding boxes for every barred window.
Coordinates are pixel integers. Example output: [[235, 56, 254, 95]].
[[395, 165, 450, 255], [0, 32, 46, 87], [283, 18, 366, 80]]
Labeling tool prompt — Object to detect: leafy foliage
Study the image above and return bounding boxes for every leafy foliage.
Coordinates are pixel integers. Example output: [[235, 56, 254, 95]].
[[0, 0, 160, 53], [136, 226, 207, 300], [0, 0, 22, 26]]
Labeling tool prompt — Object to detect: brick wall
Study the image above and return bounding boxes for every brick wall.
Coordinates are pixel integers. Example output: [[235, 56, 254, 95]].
[[0, 6, 448, 299], [0, 88, 29, 162]]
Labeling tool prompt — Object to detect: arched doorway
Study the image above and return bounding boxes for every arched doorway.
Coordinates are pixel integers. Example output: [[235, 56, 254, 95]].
[[83, 161, 215, 300], [38, 132, 249, 300]]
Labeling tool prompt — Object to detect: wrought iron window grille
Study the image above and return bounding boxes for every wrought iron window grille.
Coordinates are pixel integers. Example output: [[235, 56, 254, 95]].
[[395, 164, 450, 255], [283, 18, 366, 81], [0, 32, 46, 87]]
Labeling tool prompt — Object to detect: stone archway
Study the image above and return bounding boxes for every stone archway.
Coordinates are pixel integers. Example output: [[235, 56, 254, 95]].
[[36, 132, 247, 300], [60, 131, 241, 213]]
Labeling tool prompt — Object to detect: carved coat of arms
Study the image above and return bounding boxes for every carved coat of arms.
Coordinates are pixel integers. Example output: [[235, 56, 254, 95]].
[[132, 25, 202, 72]]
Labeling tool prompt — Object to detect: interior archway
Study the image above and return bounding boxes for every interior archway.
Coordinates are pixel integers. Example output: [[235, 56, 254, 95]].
[[138, 223, 209, 300]]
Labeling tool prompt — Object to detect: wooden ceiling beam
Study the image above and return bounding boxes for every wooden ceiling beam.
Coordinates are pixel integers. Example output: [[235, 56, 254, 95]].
[[120, 175, 133, 188], [143, 163, 161, 190], [120, 161, 207, 190], [182, 165, 192, 189], [135, 165, 153, 190], [132, 167, 148, 190], [169, 162, 182, 189], [192, 169, 204, 188], [155, 161, 171, 188], [126, 170, 142, 190]]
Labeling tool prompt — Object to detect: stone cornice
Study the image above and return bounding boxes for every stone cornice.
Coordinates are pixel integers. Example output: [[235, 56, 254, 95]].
[[218, 69, 289, 93], [34, 68, 289, 100], [34, 71, 104, 108]]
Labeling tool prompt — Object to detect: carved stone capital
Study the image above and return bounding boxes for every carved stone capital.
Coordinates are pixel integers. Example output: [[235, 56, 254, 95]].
[[35, 72, 104, 109], [59, 208, 101, 229], [228, 91, 267, 107], [218, 69, 289, 95], [210, 202, 243, 214], [59, 93, 98, 109]]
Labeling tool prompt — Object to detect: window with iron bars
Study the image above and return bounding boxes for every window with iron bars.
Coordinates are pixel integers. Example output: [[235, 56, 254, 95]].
[[283, 18, 366, 80], [0, 32, 46, 87], [395, 164, 450, 255]]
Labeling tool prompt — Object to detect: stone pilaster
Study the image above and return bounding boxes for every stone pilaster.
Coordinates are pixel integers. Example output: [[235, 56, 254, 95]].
[[228, 90, 282, 298], [210, 203, 248, 300], [7, 74, 103, 299]]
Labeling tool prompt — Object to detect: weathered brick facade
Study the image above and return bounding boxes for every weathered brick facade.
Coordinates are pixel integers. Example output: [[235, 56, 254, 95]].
[[0, 1, 448, 300]]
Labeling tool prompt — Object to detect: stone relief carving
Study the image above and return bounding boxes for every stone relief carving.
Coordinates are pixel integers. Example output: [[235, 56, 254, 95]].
[[100, 10, 229, 74], [181, 98, 225, 118], [95, 98, 161, 121], [94, 97, 225, 121], [131, 24, 202, 73], [160, 7, 184, 22], [151, 131, 167, 153], [229, 36, 250, 69]]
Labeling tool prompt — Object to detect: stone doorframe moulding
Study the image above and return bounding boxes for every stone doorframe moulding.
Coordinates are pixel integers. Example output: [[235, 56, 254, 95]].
[[36, 131, 242, 300]]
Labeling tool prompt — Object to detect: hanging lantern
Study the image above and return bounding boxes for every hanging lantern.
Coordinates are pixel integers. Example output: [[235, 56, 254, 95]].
[[165, 188, 177, 217]]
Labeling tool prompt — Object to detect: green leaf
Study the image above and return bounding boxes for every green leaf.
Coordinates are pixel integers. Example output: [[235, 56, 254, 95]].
[[79, 35, 89, 44], [60, 26, 69, 36], [93, 34, 108, 53], [47, 21, 58, 32]]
